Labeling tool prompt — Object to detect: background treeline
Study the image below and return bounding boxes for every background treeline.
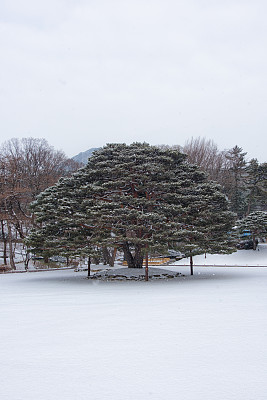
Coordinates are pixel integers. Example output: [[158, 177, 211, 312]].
[[161, 137, 267, 217], [0, 136, 266, 268], [0, 138, 80, 268]]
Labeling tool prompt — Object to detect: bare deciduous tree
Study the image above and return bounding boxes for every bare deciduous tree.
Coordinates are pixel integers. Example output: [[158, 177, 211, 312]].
[[0, 137, 80, 268], [182, 137, 229, 183]]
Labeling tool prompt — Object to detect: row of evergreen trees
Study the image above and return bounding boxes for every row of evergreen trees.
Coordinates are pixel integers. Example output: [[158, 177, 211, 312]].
[[180, 138, 267, 218]]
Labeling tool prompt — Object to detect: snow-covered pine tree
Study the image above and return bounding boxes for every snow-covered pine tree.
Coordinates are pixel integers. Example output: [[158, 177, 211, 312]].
[[224, 145, 248, 217], [27, 143, 236, 269], [237, 211, 267, 250], [246, 159, 267, 214]]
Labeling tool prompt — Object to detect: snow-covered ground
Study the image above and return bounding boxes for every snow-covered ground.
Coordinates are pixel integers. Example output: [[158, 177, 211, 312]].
[[175, 243, 267, 266], [1, 246, 267, 400]]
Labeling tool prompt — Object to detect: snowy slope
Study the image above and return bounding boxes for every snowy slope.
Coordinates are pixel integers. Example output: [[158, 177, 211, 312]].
[[0, 249, 267, 400]]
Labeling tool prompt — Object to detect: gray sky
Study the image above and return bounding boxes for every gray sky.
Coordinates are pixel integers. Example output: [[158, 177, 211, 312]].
[[1, 0, 266, 161]]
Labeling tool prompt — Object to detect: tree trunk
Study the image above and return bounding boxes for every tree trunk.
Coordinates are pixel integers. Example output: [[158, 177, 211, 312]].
[[134, 244, 144, 268], [87, 256, 91, 277], [190, 254, 194, 276], [123, 242, 135, 267], [123, 242, 144, 268], [145, 251, 149, 281], [24, 252, 30, 270], [15, 221, 25, 239], [1, 221, 8, 265], [252, 234, 257, 251], [111, 247, 117, 267], [3, 238, 7, 265], [7, 222, 16, 270], [102, 247, 109, 265], [102, 246, 116, 267]]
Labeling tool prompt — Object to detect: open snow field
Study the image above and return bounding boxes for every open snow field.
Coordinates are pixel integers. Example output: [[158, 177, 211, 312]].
[[1, 246, 267, 400]]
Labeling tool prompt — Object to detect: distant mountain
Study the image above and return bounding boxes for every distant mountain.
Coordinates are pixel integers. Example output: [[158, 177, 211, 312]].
[[72, 148, 100, 164]]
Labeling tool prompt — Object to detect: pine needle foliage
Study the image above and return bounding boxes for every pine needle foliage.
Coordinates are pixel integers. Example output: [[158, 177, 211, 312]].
[[237, 211, 267, 250], [27, 143, 236, 268]]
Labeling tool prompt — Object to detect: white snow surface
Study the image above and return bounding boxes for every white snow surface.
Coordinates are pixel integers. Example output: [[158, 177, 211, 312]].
[[174, 244, 267, 266], [1, 246, 267, 400]]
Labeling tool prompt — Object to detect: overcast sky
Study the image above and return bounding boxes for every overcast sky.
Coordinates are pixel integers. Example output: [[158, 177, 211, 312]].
[[0, 0, 266, 161]]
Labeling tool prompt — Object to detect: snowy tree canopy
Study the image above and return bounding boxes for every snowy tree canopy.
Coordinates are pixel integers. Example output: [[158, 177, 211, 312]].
[[246, 159, 267, 214], [237, 211, 267, 250], [27, 143, 236, 268]]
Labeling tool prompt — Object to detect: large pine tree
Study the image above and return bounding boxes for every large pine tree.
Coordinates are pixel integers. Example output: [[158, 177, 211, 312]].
[[27, 143, 236, 268]]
